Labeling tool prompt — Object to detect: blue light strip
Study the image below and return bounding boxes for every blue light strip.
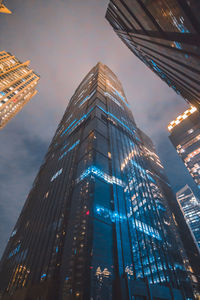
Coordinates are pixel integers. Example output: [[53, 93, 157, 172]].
[[61, 119, 77, 136], [94, 205, 162, 240], [62, 104, 135, 139], [59, 140, 80, 161], [79, 96, 89, 107], [114, 89, 129, 107], [8, 244, 21, 258], [41, 273, 47, 279], [62, 107, 95, 137], [61, 142, 69, 152], [77, 165, 124, 187], [107, 82, 130, 108], [97, 105, 135, 135], [95, 205, 126, 222], [174, 42, 182, 49], [133, 219, 162, 241], [79, 89, 96, 107]]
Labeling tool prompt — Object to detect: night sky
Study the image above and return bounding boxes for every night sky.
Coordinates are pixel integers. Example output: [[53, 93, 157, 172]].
[[0, 0, 199, 258]]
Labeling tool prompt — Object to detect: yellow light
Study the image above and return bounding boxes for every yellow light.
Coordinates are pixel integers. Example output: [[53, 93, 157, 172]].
[[168, 106, 197, 131], [0, 4, 12, 14]]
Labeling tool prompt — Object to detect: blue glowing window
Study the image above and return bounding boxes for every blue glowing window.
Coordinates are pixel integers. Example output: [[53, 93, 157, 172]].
[[77, 165, 124, 187], [95, 205, 126, 222], [51, 168, 63, 182], [174, 42, 182, 49], [62, 107, 95, 137], [40, 273, 47, 280], [177, 24, 189, 33], [61, 119, 77, 137], [59, 140, 80, 161], [8, 244, 21, 258]]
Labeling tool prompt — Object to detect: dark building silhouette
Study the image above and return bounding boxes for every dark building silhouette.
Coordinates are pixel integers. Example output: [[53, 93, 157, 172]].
[[0, 63, 195, 300], [106, 0, 200, 109]]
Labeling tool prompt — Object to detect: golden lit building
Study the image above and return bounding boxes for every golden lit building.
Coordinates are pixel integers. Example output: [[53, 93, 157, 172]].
[[0, 1, 11, 14], [168, 106, 200, 189], [0, 51, 40, 129]]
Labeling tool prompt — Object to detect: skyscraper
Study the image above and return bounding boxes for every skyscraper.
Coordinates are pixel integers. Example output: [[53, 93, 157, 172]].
[[168, 106, 200, 189], [0, 1, 11, 14], [0, 51, 40, 129], [0, 63, 195, 300], [105, 0, 200, 109], [176, 185, 200, 251]]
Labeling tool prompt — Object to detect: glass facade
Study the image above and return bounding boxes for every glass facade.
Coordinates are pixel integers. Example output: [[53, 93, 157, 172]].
[[0, 63, 194, 299], [168, 107, 200, 189], [105, 0, 200, 109], [0, 51, 40, 129], [176, 185, 200, 251]]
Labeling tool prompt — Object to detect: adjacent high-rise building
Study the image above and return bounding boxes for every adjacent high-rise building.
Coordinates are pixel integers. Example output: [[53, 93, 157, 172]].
[[168, 106, 200, 189], [0, 1, 11, 14], [176, 185, 200, 251], [106, 0, 200, 109], [0, 51, 40, 129], [0, 63, 196, 300]]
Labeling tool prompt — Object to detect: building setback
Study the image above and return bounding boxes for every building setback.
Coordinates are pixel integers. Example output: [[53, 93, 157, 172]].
[[0, 51, 40, 129], [168, 106, 200, 189], [176, 185, 200, 251], [0, 63, 195, 300], [106, 0, 200, 109]]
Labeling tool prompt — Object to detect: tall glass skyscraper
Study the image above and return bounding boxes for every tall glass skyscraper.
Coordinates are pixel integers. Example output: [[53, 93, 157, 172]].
[[176, 185, 200, 251], [0, 63, 195, 299], [105, 0, 200, 109]]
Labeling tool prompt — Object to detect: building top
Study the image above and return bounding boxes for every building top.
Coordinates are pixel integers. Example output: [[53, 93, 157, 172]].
[[0, 1, 11, 14], [168, 106, 197, 132]]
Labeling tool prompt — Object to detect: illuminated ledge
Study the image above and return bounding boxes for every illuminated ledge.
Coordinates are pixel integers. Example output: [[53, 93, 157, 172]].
[[168, 106, 197, 132], [0, 4, 12, 14]]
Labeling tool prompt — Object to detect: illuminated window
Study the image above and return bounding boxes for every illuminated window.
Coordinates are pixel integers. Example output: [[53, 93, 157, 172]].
[[51, 168, 63, 182]]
